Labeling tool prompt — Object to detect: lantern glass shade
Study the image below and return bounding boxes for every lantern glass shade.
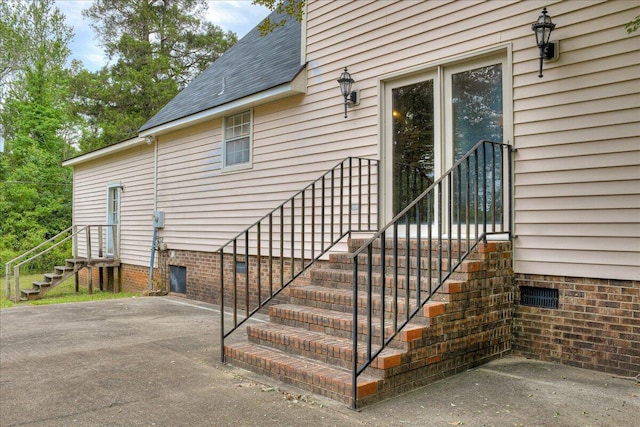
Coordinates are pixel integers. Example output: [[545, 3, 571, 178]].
[[532, 8, 555, 48], [338, 68, 354, 98]]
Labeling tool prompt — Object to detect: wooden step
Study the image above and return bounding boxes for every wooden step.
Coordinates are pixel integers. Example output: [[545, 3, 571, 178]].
[[20, 289, 41, 300], [54, 265, 74, 274], [246, 322, 406, 374], [32, 281, 52, 290], [224, 341, 381, 406], [43, 273, 62, 281]]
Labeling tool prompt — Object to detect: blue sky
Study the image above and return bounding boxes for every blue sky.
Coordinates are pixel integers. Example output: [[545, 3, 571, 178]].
[[55, 0, 271, 71]]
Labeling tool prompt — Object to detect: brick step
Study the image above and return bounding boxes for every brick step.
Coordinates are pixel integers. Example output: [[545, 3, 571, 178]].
[[268, 303, 432, 345], [329, 253, 482, 274], [245, 323, 406, 375], [224, 341, 381, 406], [348, 238, 478, 254], [311, 267, 468, 293], [289, 284, 420, 316]]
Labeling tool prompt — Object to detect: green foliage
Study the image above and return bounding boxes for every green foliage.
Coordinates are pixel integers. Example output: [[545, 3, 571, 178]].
[[74, 0, 238, 151], [0, 273, 139, 309], [0, 0, 75, 268], [253, 0, 305, 35], [625, 15, 639, 34]]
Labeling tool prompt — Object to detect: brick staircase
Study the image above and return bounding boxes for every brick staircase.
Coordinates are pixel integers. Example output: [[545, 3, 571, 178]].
[[224, 238, 514, 408]]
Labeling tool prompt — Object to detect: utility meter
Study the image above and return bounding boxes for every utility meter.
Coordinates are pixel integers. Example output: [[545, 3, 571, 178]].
[[152, 210, 165, 228]]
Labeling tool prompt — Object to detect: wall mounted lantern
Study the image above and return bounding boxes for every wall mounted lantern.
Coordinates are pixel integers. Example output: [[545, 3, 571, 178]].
[[337, 67, 359, 118], [532, 7, 558, 78]]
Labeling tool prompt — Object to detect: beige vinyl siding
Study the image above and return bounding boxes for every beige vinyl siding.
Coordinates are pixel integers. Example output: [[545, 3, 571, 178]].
[[156, 114, 378, 254], [510, 0, 640, 281], [301, 0, 639, 281], [84, 1, 638, 281], [72, 143, 155, 266]]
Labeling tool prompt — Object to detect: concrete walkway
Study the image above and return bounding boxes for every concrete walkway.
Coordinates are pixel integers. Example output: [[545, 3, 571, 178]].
[[1, 296, 637, 426]]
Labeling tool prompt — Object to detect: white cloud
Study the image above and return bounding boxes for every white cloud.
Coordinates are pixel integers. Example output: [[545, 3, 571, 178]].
[[56, 0, 106, 71], [55, 0, 271, 71], [206, 1, 270, 36]]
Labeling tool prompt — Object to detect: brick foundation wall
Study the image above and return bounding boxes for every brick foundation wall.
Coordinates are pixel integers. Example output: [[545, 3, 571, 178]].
[[77, 264, 151, 293], [157, 249, 218, 302], [121, 264, 154, 293], [513, 274, 640, 377], [155, 249, 308, 306]]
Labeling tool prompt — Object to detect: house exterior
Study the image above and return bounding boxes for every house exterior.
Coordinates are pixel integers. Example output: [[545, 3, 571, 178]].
[[64, 0, 639, 384]]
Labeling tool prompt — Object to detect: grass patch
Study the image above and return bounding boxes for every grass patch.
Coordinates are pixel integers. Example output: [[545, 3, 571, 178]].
[[1, 272, 139, 309]]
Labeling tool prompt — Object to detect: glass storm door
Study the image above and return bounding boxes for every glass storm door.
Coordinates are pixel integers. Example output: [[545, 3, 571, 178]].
[[384, 75, 440, 224], [446, 60, 504, 231], [384, 55, 507, 233], [106, 184, 120, 256]]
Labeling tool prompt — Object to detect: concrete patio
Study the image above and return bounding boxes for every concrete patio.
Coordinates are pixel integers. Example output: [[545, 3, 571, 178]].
[[1, 296, 637, 426]]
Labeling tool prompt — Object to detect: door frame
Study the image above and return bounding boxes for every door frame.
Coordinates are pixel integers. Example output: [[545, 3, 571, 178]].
[[106, 182, 122, 257], [378, 45, 513, 228]]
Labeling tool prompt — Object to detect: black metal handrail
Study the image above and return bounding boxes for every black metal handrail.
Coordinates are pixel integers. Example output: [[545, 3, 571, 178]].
[[219, 157, 379, 362], [350, 140, 513, 409]]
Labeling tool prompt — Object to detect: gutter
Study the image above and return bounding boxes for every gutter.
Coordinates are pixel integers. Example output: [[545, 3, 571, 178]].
[[62, 137, 147, 167]]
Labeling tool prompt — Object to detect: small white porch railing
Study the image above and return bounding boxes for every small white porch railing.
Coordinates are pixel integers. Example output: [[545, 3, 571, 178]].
[[4, 224, 118, 302]]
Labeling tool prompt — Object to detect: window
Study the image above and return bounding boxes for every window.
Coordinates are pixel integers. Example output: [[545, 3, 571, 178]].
[[223, 110, 252, 170]]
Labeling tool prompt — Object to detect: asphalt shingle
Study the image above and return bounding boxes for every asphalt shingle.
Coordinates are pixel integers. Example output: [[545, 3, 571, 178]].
[[139, 9, 303, 132]]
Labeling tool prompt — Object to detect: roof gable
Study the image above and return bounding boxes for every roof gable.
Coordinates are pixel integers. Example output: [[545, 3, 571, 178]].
[[139, 9, 303, 133]]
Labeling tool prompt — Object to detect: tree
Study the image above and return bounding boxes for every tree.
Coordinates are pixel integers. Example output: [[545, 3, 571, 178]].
[[253, 0, 305, 35], [0, 0, 76, 267], [75, 0, 237, 151]]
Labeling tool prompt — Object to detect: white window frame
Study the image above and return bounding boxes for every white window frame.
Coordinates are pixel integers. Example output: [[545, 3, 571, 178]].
[[222, 109, 253, 172]]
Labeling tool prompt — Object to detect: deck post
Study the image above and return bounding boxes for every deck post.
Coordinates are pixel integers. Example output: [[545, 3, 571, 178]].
[[5, 264, 10, 301], [86, 226, 92, 294], [114, 266, 120, 293], [14, 266, 20, 303]]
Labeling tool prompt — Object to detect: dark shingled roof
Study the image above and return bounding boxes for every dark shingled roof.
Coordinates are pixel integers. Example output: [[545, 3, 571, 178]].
[[139, 9, 303, 132]]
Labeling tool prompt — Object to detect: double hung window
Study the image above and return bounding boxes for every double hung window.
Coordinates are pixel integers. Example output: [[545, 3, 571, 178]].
[[223, 110, 252, 170]]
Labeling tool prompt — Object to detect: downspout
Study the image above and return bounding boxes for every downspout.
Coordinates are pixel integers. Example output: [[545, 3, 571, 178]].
[[149, 227, 158, 290], [148, 136, 159, 290]]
